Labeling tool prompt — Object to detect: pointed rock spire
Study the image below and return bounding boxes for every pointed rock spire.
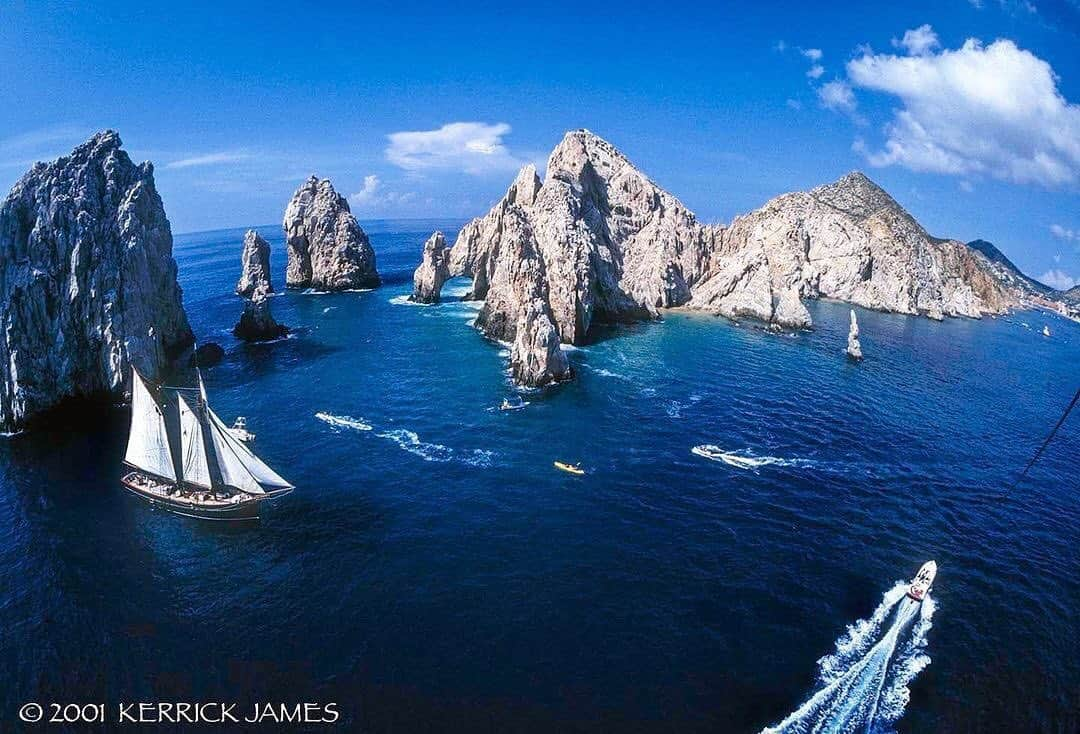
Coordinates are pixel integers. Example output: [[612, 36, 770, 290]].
[[410, 231, 451, 304], [846, 309, 863, 361]]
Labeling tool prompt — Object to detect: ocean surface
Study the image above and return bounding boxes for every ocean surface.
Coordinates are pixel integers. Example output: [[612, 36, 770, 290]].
[[1, 220, 1077, 732]]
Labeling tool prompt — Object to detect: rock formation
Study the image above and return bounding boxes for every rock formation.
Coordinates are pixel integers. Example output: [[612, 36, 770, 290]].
[[846, 310, 863, 361], [511, 299, 572, 387], [283, 176, 379, 291], [233, 292, 288, 342], [437, 130, 1017, 386], [236, 229, 272, 296], [0, 130, 193, 429], [191, 342, 225, 367], [410, 231, 451, 303]]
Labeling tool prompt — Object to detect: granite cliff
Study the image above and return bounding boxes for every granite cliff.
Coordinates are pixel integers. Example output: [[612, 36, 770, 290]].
[[441, 130, 1018, 385], [0, 131, 192, 429]]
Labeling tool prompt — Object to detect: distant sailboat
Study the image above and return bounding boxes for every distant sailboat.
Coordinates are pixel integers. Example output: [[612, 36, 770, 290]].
[[121, 369, 293, 520]]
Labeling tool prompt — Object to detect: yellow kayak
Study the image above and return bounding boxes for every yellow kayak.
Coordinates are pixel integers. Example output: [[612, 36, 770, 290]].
[[554, 461, 585, 475]]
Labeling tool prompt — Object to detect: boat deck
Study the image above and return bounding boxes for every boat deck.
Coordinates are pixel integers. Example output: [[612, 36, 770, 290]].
[[122, 471, 250, 508]]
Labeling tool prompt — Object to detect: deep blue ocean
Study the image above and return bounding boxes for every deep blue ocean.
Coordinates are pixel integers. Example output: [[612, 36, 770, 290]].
[[1, 220, 1077, 732]]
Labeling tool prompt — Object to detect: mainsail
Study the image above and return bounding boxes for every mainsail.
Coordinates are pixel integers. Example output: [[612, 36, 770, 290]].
[[124, 372, 177, 481], [177, 394, 213, 489], [208, 408, 294, 490]]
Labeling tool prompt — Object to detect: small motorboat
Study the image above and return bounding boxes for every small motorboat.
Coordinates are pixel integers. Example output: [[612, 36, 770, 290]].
[[1043, 325, 1052, 337], [907, 560, 937, 601], [500, 398, 527, 411], [227, 416, 255, 442], [554, 461, 585, 476]]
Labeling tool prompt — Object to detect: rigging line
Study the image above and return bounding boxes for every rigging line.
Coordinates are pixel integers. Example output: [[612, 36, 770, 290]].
[[1005, 387, 1080, 493]]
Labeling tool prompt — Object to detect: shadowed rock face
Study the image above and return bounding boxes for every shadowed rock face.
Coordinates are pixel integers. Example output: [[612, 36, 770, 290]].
[[233, 292, 288, 342], [411, 231, 451, 303], [0, 130, 193, 429], [236, 229, 272, 297], [283, 176, 379, 291], [441, 130, 1016, 385]]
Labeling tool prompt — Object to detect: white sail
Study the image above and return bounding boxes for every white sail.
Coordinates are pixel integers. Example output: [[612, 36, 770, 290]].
[[208, 408, 294, 490], [208, 419, 266, 495], [124, 372, 177, 481], [177, 394, 213, 489]]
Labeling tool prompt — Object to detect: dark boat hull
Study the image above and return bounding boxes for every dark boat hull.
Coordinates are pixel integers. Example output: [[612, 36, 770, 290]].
[[121, 475, 263, 521]]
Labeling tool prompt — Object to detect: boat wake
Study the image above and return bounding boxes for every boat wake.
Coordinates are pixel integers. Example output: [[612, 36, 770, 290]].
[[315, 412, 373, 432], [762, 582, 935, 734], [377, 428, 495, 467], [691, 445, 817, 470], [316, 412, 494, 467]]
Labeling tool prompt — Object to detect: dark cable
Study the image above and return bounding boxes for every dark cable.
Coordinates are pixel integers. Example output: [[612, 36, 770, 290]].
[[1005, 387, 1080, 493]]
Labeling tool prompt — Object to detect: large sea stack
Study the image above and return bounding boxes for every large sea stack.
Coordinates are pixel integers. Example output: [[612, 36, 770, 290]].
[[440, 130, 1017, 386], [283, 176, 379, 291], [0, 131, 192, 429], [411, 231, 451, 303], [236, 229, 273, 296]]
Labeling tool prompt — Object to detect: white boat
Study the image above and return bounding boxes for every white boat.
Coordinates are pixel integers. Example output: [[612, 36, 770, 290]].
[[1043, 325, 1051, 337], [907, 560, 937, 601], [499, 398, 527, 411], [121, 369, 293, 520], [227, 416, 255, 442]]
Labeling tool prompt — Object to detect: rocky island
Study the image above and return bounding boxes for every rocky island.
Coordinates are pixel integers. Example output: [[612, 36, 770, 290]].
[[434, 129, 1021, 386], [283, 176, 379, 291], [0, 131, 192, 430]]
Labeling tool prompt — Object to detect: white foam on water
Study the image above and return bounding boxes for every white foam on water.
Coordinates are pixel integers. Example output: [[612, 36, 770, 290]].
[[315, 412, 373, 432], [389, 294, 431, 307], [691, 445, 816, 470], [322, 306, 337, 314], [301, 287, 374, 295], [761, 582, 936, 734], [376, 428, 494, 467], [666, 400, 688, 418]]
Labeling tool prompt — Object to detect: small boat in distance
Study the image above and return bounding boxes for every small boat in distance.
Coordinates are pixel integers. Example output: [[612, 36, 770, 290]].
[[500, 397, 528, 411], [227, 416, 255, 442], [554, 461, 585, 475], [907, 560, 937, 601], [1043, 325, 1052, 337], [121, 369, 294, 520]]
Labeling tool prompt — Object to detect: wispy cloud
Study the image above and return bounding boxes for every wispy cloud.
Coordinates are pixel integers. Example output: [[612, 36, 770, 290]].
[[348, 173, 417, 213], [1039, 268, 1078, 290], [0, 123, 92, 170], [819, 80, 857, 114], [385, 122, 529, 175], [165, 151, 255, 169], [1049, 224, 1076, 242]]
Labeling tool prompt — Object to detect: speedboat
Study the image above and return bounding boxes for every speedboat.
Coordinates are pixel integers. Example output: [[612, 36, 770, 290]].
[[227, 416, 255, 442], [1043, 325, 1051, 337], [907, 560, 937, 601], [554, 461, 585, 476], [500, 398, 527, 411]]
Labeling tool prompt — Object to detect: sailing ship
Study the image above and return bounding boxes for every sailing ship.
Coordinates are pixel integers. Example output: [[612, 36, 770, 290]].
[[121, 369, 294, 520]]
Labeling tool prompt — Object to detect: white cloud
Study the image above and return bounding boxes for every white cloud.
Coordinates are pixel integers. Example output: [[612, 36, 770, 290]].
[[845, 35, 1080, 186], [786, 98, 803, 110], [350, 174, 381, 205], [806, 64, 825, 79], [958, 179, 975, 192], [819, 80, 857, 114], [802, 48, 823, 62], [166, 151, 253, 169], [892, 24, 940, 56], [1039, 269, 1078, 290], [774, 40, 788, 53], [385, 122, 527, 175], [1049, 224, 1076, 241]]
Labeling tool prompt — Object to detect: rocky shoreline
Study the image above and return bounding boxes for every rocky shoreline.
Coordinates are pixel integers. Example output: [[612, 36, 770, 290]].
[[0, 128, 1070, 424]]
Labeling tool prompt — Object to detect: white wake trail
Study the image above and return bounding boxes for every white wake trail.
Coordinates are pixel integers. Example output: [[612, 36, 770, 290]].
[[762, 582, 935, 734]]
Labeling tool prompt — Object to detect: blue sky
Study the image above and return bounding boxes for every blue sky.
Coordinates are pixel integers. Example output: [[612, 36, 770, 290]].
[[2, 0, 1079, 288]]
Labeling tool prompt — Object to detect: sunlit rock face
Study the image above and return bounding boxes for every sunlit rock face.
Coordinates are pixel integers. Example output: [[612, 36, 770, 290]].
[[283, 176, 379, 291], [442, 130, 1016, 385], [0, 130, 192, 429]]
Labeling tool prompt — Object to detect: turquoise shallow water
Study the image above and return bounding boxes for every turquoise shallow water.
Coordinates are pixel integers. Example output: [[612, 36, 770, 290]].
[[1, 221, 1077, 732]]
